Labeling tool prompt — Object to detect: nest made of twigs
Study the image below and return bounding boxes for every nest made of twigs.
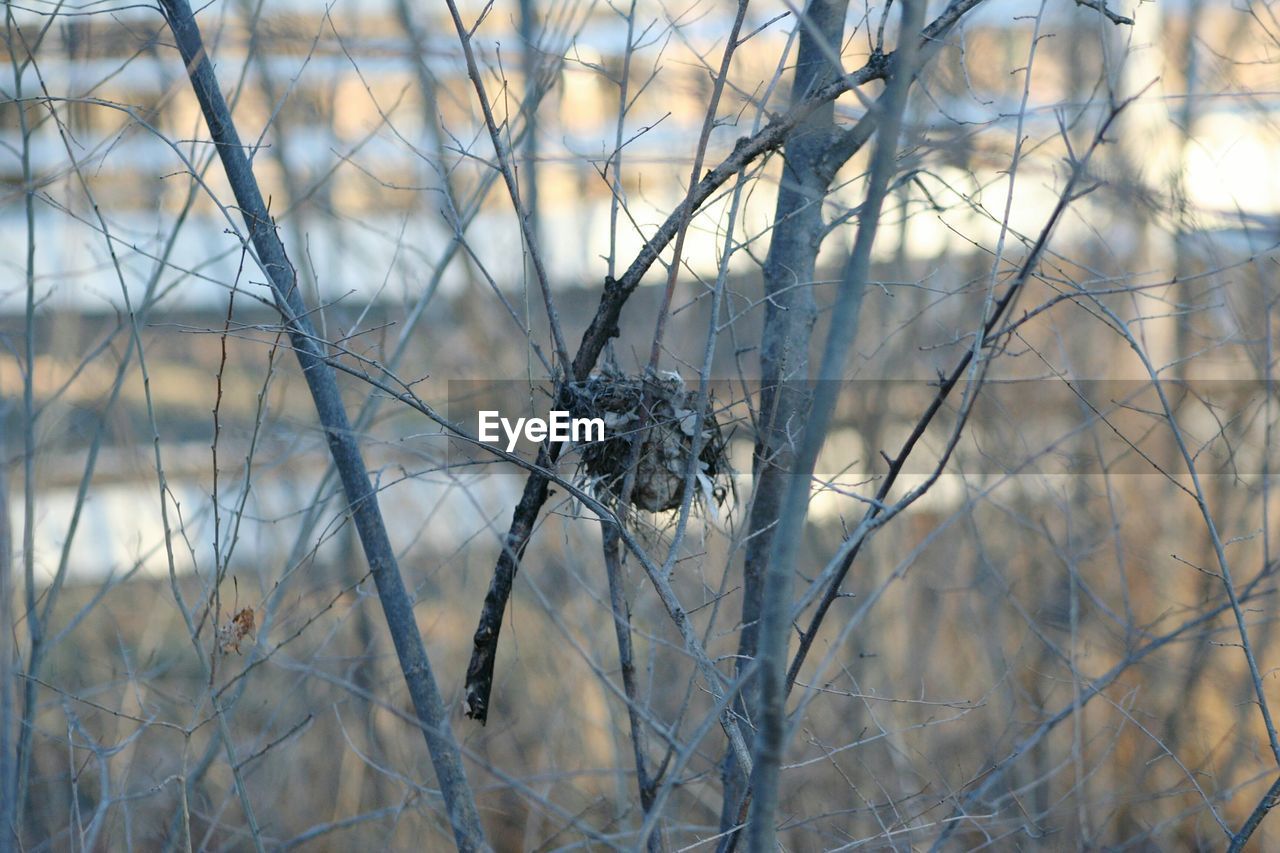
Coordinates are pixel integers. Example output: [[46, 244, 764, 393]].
[[567, 368, 730, 514]]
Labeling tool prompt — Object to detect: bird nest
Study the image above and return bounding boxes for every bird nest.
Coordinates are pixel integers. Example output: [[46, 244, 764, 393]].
[[566, 368, 731, 514]]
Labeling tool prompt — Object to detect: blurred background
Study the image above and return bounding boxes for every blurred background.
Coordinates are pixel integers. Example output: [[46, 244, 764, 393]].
[[5, 0, 1280, 847]]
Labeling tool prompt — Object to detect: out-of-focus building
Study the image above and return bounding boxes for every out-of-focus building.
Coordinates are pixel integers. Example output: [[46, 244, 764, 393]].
[[1, 0, 1277, 316]]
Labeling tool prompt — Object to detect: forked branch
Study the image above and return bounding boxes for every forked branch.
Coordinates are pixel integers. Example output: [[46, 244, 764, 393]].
[[463, 0, 992, 726]]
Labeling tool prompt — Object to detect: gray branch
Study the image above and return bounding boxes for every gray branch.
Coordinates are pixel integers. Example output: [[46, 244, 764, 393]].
[[155, 1, 488, 849], [745, 0, 928, 846]]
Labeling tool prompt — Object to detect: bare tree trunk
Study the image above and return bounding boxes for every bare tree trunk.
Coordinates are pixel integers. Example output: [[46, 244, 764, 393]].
[[156, 2, 488, 848], [720, 0, 848, 834], [746, 0, 926, 844]]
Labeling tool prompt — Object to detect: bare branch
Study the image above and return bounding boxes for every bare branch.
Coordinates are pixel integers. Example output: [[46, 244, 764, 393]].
[[154, 1, 488, 848]]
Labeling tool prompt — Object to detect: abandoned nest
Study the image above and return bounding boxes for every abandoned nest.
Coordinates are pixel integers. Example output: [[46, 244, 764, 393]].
[[566, 368, 731, 514]]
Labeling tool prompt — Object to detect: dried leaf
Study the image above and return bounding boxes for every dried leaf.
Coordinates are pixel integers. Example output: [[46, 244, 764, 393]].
[[218, 607, 257, 655]]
